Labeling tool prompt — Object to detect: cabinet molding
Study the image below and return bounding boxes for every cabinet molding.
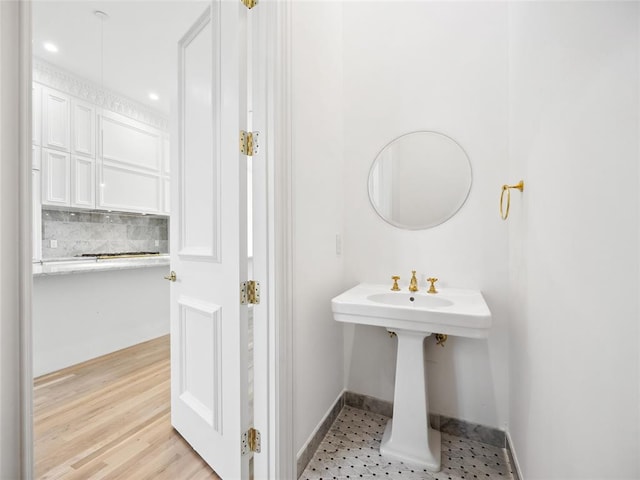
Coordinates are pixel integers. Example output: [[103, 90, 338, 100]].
[[34, 58, 168, 131]]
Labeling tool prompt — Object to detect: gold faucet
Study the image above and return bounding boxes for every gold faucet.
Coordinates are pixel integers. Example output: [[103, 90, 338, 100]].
[[409, 271, 419, 292], [426, 277, 438, 294], [391, 276, 401, 291]]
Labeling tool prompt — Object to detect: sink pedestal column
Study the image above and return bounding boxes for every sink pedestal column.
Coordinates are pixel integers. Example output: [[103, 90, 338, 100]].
[[380, 329, 441, 471]]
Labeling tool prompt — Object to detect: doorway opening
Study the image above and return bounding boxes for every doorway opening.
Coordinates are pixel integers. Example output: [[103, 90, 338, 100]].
[[28, 1, 273, 478]]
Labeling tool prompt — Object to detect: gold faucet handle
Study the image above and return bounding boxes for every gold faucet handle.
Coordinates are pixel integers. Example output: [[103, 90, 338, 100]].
[[426, 277, 438, 294], [391, 276, 400, 291]]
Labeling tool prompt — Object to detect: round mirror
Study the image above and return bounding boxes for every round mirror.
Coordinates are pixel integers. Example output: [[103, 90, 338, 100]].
[[368, 131, 472, 230]]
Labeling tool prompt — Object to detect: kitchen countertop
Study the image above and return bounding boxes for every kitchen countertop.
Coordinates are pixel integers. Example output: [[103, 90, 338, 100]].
[[33, 255, 170, 277]]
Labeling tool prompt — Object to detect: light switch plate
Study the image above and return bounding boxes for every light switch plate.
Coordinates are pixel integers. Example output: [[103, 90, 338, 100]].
[[50, 239, 57, 248]]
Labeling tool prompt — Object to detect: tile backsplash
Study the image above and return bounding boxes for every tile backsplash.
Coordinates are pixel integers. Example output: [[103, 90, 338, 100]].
[[42, 209, 169, 259]]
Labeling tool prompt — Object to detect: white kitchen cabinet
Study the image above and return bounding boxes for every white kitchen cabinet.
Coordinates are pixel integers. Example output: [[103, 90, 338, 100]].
[[32, 144, 43, 262], [100, 165, 162, 213], [33, 83, 42, 146], [41, 148, 70, 206], [42, 87, 71, 152], [163, 177, 170, 214], [72, 100, 95, 157], [162, 135, 170, 175], [98, 111, 163, 214], [32, 169, 42, 262], [161, 135, 170, 214], [35, 78, 170, 215], [71, 156, 95, 208]]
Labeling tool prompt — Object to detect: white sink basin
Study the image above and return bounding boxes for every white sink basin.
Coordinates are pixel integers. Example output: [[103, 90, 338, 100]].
[[332, 283, 491, 338], [368, 292, 453, 308], [332, 283, 492, 471]]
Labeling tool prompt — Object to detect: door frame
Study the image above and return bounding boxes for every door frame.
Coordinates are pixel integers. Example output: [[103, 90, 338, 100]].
[[253, 1, 295, 478], [15, 0, 296, 478]]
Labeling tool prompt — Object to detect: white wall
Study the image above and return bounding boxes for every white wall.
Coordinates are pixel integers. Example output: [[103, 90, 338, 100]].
[[341, 1, 510, 429], [33, 267, 170, 376], [508, 2, 640, 478], [292, 1, 345, 455], [0, 1, 22, 477]]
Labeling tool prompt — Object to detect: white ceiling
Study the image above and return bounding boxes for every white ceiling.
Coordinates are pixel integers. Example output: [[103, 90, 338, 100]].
[[33, 1, 208, 115]]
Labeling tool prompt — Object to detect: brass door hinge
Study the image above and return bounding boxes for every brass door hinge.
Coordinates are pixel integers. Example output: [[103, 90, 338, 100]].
[[240, 280, 261, 305], [241, 0, 258, 9], [241, 427, 261, 454], [240, 130, 259, 156]]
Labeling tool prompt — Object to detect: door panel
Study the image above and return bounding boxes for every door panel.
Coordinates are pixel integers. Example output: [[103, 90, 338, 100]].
[[177, 297, 222, 430], [178, 12, 217, 259], [170, 2, 250, 479]]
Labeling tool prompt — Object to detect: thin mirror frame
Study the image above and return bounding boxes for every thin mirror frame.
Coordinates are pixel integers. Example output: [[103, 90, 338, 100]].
[[367, 130, 473, 230]]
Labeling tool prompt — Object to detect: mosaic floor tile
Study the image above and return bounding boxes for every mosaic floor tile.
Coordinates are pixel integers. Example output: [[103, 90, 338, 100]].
[[301, 406, 514, 480]]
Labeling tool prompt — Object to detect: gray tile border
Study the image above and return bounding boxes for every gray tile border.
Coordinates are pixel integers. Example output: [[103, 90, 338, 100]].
[[344, 390, 393, 417], [439, 415, 506, 448], [506, 435, 521, 480], [344, 391, 506, 447], [296, 394, 345, 479]]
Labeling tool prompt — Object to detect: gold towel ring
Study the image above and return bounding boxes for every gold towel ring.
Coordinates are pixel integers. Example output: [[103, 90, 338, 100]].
[[500, 180, 524, 220]]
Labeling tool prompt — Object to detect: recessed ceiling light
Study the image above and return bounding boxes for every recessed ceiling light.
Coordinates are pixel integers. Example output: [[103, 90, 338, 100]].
[[148, 92, 159, 101], [43, 42, 58, 53]]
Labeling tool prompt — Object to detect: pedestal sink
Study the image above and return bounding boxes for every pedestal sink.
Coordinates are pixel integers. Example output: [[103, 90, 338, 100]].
[[332, 283, 491, 471]]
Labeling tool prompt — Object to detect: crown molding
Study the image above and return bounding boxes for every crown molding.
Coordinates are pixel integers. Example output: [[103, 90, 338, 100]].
[[33, 58, 169, 131]]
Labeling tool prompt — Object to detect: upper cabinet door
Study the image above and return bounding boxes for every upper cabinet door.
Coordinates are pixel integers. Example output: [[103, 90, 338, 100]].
[[42, 148, 71, 206], [32, 144, 41, 171], [32, 169, 42, 263], [42, 87, 71, 152], [101, 111, 161, 173], [72, 100, 96, 157], [33, 83, 42, 146], [162, 135, 170, 175], [98, 111, 163, 214], [71, 156, 95, 209]]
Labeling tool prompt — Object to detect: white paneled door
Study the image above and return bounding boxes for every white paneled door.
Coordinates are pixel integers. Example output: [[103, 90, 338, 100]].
[[169, 2, 251, 479]]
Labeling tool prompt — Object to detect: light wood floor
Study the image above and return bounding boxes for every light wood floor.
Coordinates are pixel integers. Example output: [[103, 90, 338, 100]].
[[34, 335, 221, 480]]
